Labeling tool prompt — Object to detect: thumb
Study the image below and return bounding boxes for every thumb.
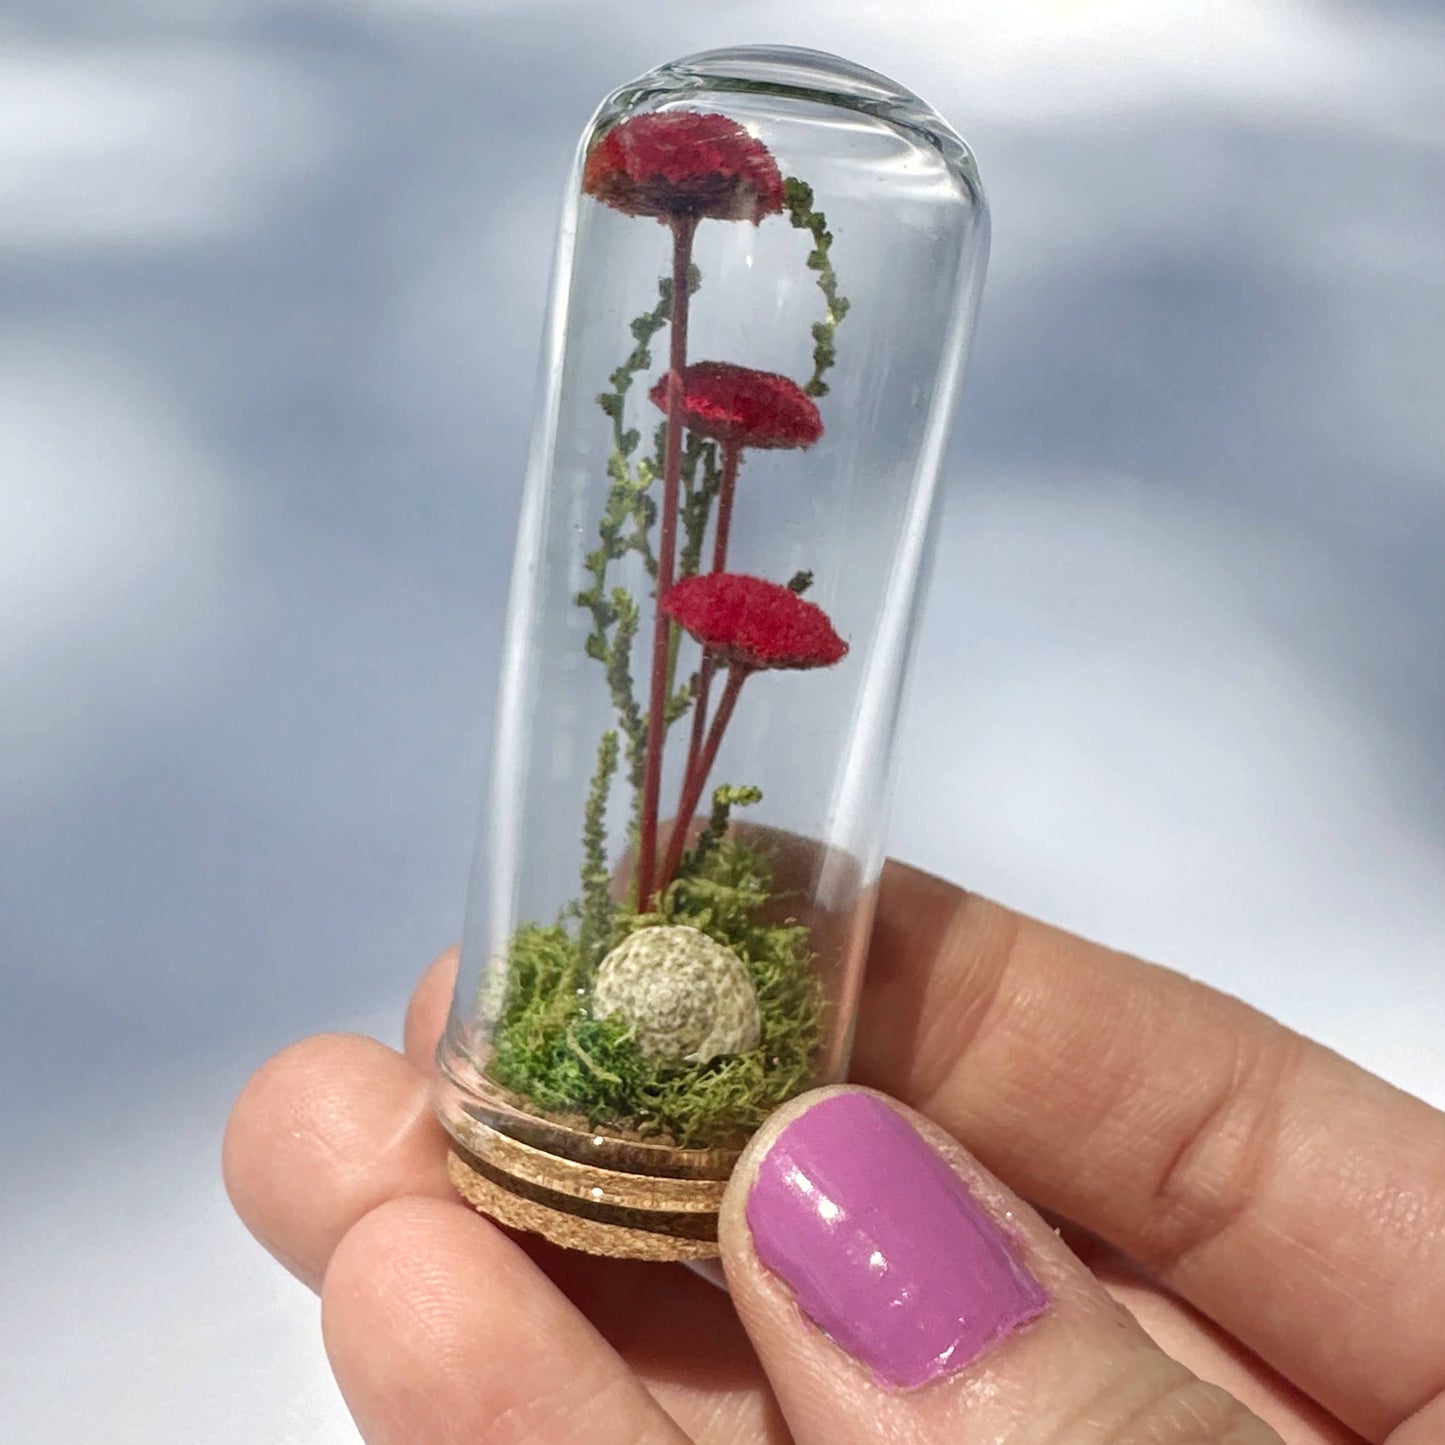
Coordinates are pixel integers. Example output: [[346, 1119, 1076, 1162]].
[[719, 1087, 1281, 1445]]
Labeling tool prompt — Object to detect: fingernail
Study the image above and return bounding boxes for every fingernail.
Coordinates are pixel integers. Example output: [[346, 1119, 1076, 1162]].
[[745, 1092, 1047, 1388]]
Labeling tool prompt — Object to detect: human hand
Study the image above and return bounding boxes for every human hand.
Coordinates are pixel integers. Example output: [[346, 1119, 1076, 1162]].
[[224, 860, 1445, 1444]]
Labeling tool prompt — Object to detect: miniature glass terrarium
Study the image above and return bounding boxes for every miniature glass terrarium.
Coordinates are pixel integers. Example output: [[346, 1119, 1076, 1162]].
[[435, 46, 989, 1259]]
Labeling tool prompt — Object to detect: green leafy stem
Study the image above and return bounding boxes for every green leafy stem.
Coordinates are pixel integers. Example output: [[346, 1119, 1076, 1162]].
[[784, 176, 850, 398], [576, 728, 620, 971], [679, 783, 762, 881]]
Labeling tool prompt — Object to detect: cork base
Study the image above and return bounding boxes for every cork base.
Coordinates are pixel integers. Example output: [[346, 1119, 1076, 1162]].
[[437, 1065, 734, 1260], [448, 1151, 722, 1260]]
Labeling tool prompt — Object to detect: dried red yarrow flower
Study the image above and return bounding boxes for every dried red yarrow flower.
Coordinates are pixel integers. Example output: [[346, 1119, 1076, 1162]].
[[648, 362, 823, 451], [662, 572, 847, 671], [583, 111, 784, 225]]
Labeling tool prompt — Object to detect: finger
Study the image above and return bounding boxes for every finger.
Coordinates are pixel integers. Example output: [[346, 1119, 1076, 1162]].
[[322, 1196, 689, 1445], [222, 1033, 455, 1289], [1389, 1393, 1445, 1445], [721, 1087, 1280, 1445], [403, 947, 457, 1069], [1064, 1228, 1365, 1445], [224, 1020, 782, 1442], [851, 862, 1445, 1441], [391, 909, 1369, 1434], [391, 940, 1329, 1437], [402, 903, 1358, 1436]]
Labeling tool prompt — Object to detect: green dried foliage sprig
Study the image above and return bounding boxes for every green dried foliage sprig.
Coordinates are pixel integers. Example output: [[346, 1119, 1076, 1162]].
[[604, 589, 645, 813], [783, 177, 850, 398], [662, 430, 724, 724], [677, 430, 722, 582], [677, 783, 762, 882], [576, 729, 620, 969]]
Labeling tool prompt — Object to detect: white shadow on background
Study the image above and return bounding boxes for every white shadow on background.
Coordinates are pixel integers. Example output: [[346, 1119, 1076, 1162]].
[[0, 38, 337, 247], [2, 1, 1442, 1440]]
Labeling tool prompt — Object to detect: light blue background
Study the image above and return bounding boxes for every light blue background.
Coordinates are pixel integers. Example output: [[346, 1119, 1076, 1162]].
[[3, 2, 1442, 1440]]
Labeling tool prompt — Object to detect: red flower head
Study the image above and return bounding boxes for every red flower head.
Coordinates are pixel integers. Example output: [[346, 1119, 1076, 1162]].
[[648, 362, 823, 451], [582, 112, 784, 225], [661, 573, 847, 671]]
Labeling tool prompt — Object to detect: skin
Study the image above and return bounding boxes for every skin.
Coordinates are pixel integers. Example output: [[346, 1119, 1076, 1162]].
[[224, 860, 1445, 1445]]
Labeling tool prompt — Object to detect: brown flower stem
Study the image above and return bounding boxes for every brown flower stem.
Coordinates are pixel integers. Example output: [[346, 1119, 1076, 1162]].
[[658, 662, 748, 896], [636, 213, 698, 911], [676, 440, 740, 818]]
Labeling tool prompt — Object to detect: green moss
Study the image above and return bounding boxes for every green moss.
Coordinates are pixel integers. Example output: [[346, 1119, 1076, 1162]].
[[485, 837, 824, 1149]]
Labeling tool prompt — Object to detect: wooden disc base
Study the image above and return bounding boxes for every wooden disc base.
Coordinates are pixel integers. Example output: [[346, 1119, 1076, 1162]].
[[446, 1131, 726, 1261]]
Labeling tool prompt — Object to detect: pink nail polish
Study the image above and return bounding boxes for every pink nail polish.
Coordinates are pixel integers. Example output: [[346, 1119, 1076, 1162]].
[[746, 1092, 1047, 1388]]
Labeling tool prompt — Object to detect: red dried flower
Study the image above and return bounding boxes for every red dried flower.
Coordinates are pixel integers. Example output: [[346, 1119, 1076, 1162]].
[[661, 572, 847, 671], [582, 112, 784, 225], [648, 362, 823, 451]]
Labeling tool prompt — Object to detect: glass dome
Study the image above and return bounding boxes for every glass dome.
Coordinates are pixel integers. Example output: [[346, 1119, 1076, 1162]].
[[434, 45, 989, 1259]]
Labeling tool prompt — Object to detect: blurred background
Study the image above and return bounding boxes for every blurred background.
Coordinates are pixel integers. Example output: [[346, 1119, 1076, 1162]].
[[2, 1, 1442, 1440]]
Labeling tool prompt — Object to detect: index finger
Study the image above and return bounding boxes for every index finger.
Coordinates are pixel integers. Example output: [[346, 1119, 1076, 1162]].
[[851, 861, 1445, 1444]]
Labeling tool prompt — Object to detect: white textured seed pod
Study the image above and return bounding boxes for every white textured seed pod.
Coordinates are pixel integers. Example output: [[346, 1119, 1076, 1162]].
[[591, 924, 761, 1064]]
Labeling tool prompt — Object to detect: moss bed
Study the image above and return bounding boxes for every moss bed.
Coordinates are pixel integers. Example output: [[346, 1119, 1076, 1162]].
[[484, 838, 823, 1150]]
